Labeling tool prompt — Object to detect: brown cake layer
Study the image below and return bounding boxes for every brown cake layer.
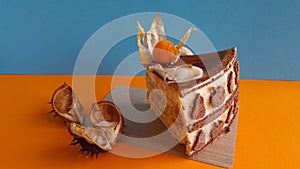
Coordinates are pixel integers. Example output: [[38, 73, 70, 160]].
[[146, 70, 187, 141]]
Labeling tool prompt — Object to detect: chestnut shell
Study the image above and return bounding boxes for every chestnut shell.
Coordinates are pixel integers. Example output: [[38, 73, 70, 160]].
[[49, 83, 124, 157]]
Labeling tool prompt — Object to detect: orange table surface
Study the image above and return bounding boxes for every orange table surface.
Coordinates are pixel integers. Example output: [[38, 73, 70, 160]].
[[0, 75, 299, 169]]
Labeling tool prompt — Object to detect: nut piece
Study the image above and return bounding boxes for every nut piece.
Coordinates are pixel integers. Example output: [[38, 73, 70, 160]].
[[210, 86, 225, 107], [191, 93, 206, 120]]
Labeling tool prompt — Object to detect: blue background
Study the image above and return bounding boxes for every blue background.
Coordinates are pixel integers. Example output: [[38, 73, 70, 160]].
[[1, 0, 299, 80]]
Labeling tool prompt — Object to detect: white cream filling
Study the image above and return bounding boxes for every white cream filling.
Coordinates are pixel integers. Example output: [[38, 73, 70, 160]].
[[164, 66, 203, 83], [186, 108, 228, 146], [202, 120, 216, 144]]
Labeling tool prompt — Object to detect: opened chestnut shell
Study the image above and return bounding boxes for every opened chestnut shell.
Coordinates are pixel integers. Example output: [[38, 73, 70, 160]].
[[49, 83, 84, 123], [49, 83, 124, 157]]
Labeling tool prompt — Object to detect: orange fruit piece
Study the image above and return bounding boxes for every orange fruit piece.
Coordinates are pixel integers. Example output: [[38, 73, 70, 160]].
[[153, 40, 177, 64]]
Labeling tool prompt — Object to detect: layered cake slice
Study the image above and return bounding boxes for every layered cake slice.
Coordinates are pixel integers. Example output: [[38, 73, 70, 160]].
[[137, 14, 239, 156], [146, 48, 239, 155]]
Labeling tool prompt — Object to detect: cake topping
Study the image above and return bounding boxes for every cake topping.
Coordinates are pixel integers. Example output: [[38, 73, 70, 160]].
[[168, 65, 203, 82], [210, 86, 225, 107], [151, 64, 203, 82], [153, 40, 177, 64], [137, 13, 195, 67], [150, 64, 175, 81], [191, 93, 206, 120]]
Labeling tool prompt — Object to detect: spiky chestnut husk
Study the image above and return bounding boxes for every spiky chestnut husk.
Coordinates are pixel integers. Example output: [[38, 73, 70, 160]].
[[49, 84, 124, 158], [67, 101, 124, 158], [71, 137, 106, 158], [49, 83, 84, 123], [68, 123, 114, 158]]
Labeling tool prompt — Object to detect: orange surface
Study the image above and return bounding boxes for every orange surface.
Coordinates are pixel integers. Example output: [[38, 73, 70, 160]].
[[0, 75, 299, 169]]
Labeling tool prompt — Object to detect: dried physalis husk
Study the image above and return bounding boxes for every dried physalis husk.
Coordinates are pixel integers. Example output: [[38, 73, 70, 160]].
[[149, 64, 175, 81], [137, 13, 195, 67], [143, 13, 166, 54], [137, 21, 155, 67], [49, 83, 84, 124], [172, 27, 196, 64]]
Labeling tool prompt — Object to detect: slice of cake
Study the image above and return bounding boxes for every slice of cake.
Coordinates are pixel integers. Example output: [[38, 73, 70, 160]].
[[137, 14, 239, 156], [146, 48, 239, 155]]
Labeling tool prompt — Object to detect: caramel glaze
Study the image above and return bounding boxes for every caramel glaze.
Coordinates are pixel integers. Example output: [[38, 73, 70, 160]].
[[149, 47, 237, 97]]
